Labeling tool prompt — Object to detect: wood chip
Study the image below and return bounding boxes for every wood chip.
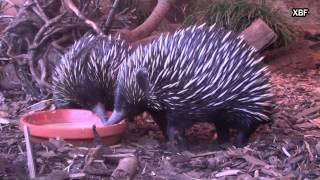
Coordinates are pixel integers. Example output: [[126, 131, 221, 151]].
[[24, 99, 53, 113], [295, 122, 317, 129], [304, 141, 314, 161], [296, 104, 320, 119], [315, 142, 320, 156], [261, 167, 281, 177], [0, 117, 9, 124], [281, 147, 291, 157], [69, 173, 86, 178], [215, 169, 241, 177], [309, 118, 320, 128], [243, 155, 269, 167], [288, 154, 304, 164]]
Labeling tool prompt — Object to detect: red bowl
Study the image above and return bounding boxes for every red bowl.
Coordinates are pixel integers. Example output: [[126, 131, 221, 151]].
[[19, 109, 127, 145]]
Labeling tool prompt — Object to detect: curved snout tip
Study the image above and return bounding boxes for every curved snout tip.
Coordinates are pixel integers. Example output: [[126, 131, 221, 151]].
[[103, 110, 126, 126]]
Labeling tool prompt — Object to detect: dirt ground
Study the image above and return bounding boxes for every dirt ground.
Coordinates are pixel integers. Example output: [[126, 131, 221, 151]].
[[1, 1, 320, 180]]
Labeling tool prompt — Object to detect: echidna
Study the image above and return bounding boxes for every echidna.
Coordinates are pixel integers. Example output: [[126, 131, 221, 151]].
[[106, 24, 274, 148], [52, 34, 129, 124]]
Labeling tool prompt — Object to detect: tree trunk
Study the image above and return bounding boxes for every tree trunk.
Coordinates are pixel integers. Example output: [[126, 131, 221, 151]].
[[120, 0, 176, 43]]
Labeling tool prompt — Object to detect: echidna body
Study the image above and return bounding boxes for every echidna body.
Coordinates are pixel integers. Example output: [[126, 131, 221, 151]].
[[52, 34, 129, 123], [106, 24, 274, 147]]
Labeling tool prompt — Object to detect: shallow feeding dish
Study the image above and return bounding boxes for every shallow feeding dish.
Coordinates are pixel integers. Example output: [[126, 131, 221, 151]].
[[19, 109, 127, 145]]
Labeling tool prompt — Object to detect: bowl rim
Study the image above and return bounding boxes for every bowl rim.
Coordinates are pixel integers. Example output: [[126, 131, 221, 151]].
[[19, 109, 127, 139]]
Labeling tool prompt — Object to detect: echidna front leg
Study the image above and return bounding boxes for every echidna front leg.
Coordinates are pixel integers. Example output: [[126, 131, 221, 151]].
[[233, 120, 259, 148]]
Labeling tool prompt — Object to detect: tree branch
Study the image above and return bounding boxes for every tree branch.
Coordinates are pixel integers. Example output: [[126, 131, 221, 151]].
[[64, 0, 103, 35], [120, 0, 176, 43]]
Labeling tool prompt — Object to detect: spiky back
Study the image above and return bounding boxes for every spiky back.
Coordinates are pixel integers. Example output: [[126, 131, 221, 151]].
[[118, 24, 273, 122], [52, 34, 129, 109]]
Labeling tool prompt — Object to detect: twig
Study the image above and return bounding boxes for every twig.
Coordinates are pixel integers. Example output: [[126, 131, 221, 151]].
[[3, 0, 20, 10], [304, 141, 314, 162], [103, 0, 120, 34], [0, 15, 14, 19], [82, 145, 103, 172], [32, 0, 49, 22], [28, 49, 50, 88], [103, 153, 135, 159], [23, 125, 36, 179], [282, 147, 291, 157], [63, 0, 103, 35], [92, 125, 102, 145], [28, 12, 67, 88]]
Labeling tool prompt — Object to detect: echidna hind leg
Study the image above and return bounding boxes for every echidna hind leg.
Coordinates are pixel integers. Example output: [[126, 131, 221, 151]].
[[165, 113, 189, 151], [214, 120, 230, 144], [149, 110, 168, 140]]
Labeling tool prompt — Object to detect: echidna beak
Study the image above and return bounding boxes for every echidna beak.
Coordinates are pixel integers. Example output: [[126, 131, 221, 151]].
[[92, 102, 108, 125], [104, 110, 126, 125]]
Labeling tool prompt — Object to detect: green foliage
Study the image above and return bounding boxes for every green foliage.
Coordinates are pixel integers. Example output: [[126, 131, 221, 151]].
[[183, 0, 300, 48]]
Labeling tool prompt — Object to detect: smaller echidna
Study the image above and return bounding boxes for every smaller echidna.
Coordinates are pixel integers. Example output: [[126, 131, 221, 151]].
[[52, 34, 129, 124], [105, 24, 274, 148]]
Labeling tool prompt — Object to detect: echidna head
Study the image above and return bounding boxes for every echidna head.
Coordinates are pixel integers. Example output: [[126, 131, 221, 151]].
[[105, 68, 150, 125]]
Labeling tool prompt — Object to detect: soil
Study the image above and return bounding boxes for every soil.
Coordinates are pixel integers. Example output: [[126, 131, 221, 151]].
[[1, 1, 320, 180]]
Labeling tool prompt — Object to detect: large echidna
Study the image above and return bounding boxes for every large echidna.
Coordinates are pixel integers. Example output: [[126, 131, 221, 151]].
[[52, 34, 129, 124], [106, 24, 274, 148]]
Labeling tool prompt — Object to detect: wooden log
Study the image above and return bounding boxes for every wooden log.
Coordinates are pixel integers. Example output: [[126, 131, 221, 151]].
[[239, 18, 277, 52]]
